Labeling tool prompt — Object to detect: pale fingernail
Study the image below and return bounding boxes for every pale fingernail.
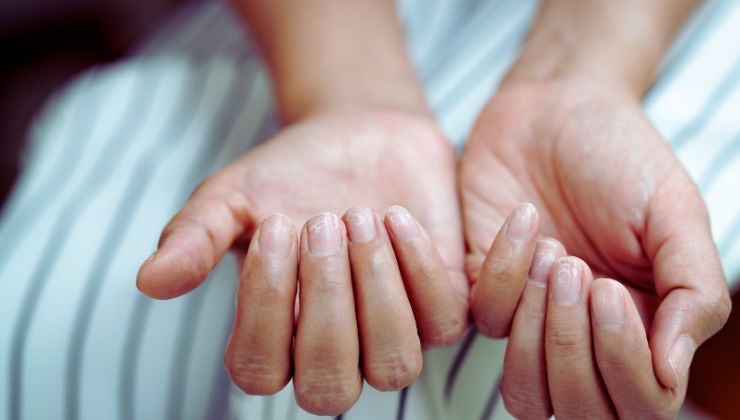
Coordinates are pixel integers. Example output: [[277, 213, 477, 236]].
[[669, 335, 697, 388], [551, 259, 581, 307], [258, 214, 293, 257], [592, 281, 624, 330], [307, 213, 342, 256], [528, 240, 558, 287], [344, 207, 376, 243], [386, 205, 420, 241], [506, 202, 537, 240]]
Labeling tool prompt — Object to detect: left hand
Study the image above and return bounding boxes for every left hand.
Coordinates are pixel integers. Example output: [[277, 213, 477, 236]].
[[460, 77, 731, 418]]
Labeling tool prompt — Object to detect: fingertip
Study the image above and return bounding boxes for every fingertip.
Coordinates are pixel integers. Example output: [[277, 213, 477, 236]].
[[135, 246, 204, 300]]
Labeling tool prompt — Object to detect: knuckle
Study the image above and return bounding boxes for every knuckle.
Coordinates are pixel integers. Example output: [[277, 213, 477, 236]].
[[696, 290, 732, 337], [224, 351, 288, 396], [547, 327, 586, 351], [715, 291, 732, 328], [295, 369, 360, 416], [501, 386, 550, 420], [364, 349, 422, 391], [245, 266, 294, 299]]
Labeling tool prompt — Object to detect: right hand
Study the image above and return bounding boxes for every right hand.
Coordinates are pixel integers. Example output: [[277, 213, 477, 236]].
[[136, 108, 469, 415]]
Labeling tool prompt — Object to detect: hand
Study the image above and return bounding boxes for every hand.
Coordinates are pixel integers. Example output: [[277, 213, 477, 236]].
[[136, 108, 469, 415], [460, 78, 731, 418]]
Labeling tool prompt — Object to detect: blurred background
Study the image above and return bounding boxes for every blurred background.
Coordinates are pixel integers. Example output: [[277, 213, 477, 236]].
[[0, 0, 738, 418], [0, 0, 189, 207]]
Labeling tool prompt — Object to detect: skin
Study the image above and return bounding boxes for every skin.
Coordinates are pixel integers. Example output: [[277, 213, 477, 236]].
[[137, 1, 467, 415], [135, 0, 733, 416], [464, 0, 732, 418], [135, 111, 468, 416]]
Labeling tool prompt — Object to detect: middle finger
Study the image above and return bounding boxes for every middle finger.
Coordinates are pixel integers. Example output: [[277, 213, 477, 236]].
[[294, 213, 362, 416]]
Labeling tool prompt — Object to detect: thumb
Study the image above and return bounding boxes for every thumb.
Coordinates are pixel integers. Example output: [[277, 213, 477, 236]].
[[647, 190, 731, 389], [137, 173, 255, 299]]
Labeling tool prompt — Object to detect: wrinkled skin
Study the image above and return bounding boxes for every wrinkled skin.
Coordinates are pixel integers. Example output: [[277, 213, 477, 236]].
[[461, 77, 731, 418], [140, 108, 466, 297], [137, 108, 469, 415]]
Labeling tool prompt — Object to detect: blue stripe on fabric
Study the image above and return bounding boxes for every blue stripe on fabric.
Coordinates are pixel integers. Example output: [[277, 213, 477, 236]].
[[647, 0, 738, 103], [478, 374, 502, 420], [165, 65, 255, 420], [669, 56, 740, 150], [116, 59, 241, 420], [444, 328, 478, 402], [63, 63, 200, 420], [396, 385, 410, 420]]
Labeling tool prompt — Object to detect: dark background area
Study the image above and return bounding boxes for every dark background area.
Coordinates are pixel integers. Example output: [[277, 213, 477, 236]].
[[0, 0, 184, 208], [0, 1, 737, 418]]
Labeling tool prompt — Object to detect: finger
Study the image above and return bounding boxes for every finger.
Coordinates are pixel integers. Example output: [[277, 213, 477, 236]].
[[343, 208, 422, 391], [294, 213, 362, 416], [385, 205, 468, 346], [501, 238, 565, 419], [224, 214, 298, 395], [645, 189, 731, 389], [591, 278, 678, 418], [137, 175, 253, 299], [471, 202, 539, 338], [546, 257, 614, 419]]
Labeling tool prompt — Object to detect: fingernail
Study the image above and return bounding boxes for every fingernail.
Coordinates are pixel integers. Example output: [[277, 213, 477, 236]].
[[551, 259, 581, 307], [258, 214, 293, 257], [344, 207, 376, 243], [669, 335, 697, 388], [528, 240, 559, 287], [386, 205, 420, 241], [506, 202, 537, 240], [592, 281, 624, 330], [307, 213, 342, 256]]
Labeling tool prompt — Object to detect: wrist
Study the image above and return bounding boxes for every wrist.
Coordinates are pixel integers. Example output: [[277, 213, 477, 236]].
[[235, 0, 430, 125], [276, 70, 430, 124], [502, 0, 699, 99]]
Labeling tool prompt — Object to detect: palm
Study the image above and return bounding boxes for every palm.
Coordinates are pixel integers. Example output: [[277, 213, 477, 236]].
[[217, 109, 465, 278], [461, 80, 703, 324]]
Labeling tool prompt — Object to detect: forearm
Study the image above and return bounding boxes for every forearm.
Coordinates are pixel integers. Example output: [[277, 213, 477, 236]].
[[232, 0, 427, 123], [504, 0, 701, 97]]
